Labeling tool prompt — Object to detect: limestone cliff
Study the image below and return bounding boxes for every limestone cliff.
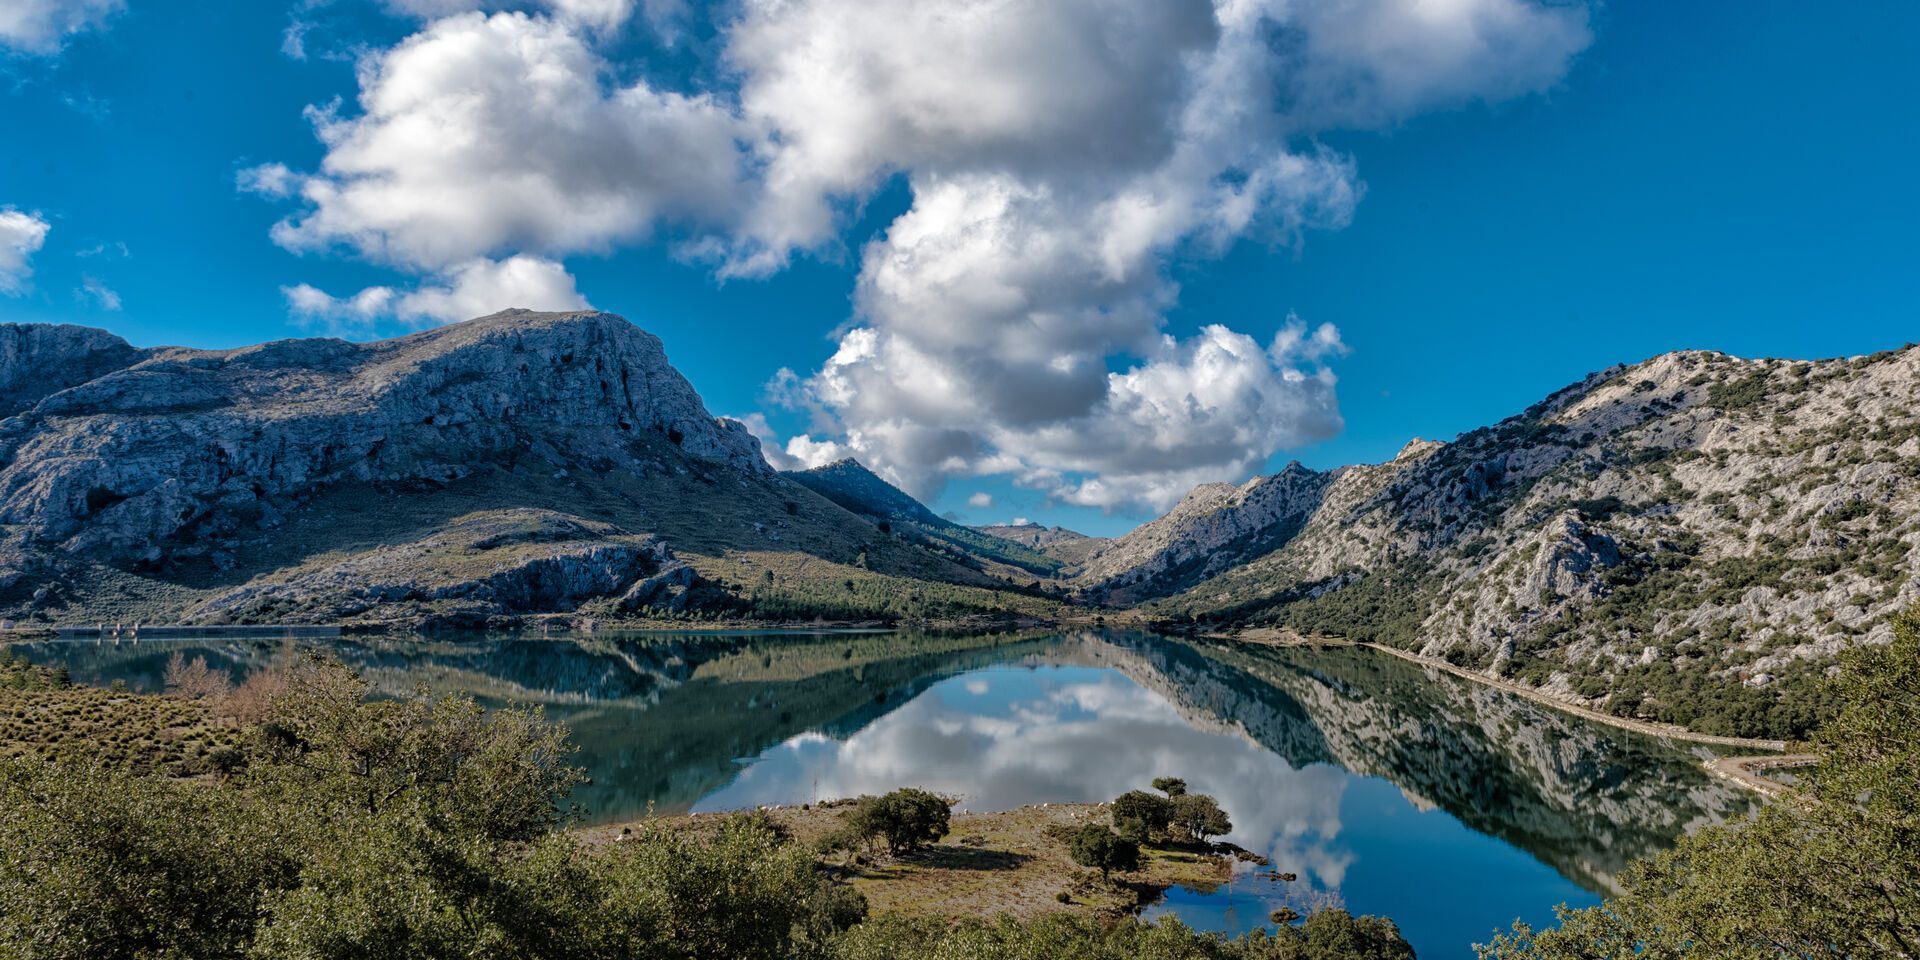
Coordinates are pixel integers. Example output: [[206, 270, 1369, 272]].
[[1138, 345, 1920, 737]]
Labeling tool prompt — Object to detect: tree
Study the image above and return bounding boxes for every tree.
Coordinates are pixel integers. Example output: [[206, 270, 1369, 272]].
[[1479, 605, 1920, 958], [1301, 910, 1417, 960], [1067, 823, 1139, 880], [1150, 776, 1187, 797], [1171, 793, 1232, 844], [164, 650, 233, 700], [1111, 789, 1174, 844], [848, 788, 951, 855]]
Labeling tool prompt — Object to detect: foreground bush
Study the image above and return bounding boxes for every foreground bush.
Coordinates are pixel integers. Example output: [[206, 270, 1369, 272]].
[[0, 654, 1413, 960], [1478, 606, 1920, 958], [835, 912, 1413, 960]]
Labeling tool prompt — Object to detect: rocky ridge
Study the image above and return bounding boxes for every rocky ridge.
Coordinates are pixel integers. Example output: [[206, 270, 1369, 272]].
[[0, 311, 1056, 627], [0, 309, 763, 572], [1130, 345, 1920, 737]]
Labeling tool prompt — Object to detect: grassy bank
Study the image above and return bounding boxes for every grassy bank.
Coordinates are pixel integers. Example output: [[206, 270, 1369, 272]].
[[583, 801, 1268, 921]]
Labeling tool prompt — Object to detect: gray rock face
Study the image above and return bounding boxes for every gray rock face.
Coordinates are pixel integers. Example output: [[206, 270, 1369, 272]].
[[0, 324, 145, 418], [185, 508, 693, 626], [1152, 345, 1920, 694], [0, 310, 767, 566], [1076, 461, 1336, 601]]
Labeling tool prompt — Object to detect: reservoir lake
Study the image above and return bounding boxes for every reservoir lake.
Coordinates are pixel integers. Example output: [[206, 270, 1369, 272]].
[[13, 628, 1755, 958]]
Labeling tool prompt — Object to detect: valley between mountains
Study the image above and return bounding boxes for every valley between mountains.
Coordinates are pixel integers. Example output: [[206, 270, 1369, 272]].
[[1, 309, 1913, 741]]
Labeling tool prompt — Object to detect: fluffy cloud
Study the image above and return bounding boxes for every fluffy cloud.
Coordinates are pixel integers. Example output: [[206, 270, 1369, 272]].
[[252, 0, 1590, 510], [746, 0, 1585, 510], [377, 0, 638, 32], [283, 255, 588, 335], [967, 492, 994, 508], [0, 208, 51, 296], [0, 0, 120, 54], [251, 11, 744, 271]]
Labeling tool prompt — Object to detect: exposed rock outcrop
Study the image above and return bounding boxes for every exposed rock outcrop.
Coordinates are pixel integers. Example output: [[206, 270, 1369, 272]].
[[1147, 345, 1920, 725], [0, 310, 767, 568], [185, 508, 697, 627], [0, 323, 145, 418], [1076, 461, 1336, 602]]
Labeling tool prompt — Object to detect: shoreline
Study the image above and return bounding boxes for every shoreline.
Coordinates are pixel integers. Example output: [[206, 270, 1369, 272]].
[[581, 801, 1255, 921], [1206, 627, 1793, 753], [1199, 627, 1819, 801]]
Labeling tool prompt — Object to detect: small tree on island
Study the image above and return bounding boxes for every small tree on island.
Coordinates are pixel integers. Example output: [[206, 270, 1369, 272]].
[[1172, 793, 1232, 844], [1111, 789, 1174, 844], [847, 787, 951, 855], [1068, 823, 1139, 880]]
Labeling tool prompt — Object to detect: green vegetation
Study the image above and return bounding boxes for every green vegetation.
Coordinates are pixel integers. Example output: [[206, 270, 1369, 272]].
[[0, 646, 238, 774], [1170, 564, 1441, 651], [838, 911, 1414, 960], [1478, 605, 1920, 958], [1067, 823, 1139, 879], [0, 655, 1414, 959], [1705, 371, 1771, 410], [819, 788, 954, 856]]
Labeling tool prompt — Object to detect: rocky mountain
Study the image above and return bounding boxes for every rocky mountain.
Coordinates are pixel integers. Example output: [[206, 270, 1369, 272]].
[[0, 312, 1061, 628], [1122, 345, 1920, 740], [973, 523, 1106, 569]]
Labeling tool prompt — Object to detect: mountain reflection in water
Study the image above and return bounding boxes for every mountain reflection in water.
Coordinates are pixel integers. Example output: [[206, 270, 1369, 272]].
[[15, 628, 1753, 958]]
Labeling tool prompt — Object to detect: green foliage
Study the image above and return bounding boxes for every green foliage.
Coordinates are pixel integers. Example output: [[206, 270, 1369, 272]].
[[834, 911, 1413, 960], [1706, 372, 1771, 410], [1067, 823, 1139, 879], [1479, 605, 1920, 958], [1601, 659, 1830, 741], [1151, 776, 1187, 797], [1112, 789, 1175, 844], [845, 787, 952, 855], [0, 656, 862, 960], [1171, 793, 1232, 844]]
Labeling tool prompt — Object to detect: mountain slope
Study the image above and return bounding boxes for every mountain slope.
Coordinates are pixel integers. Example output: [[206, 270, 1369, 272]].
[[0, 312, 1064, 628], [973, 524, 1106, 570], [1140, 345, 1920, 740], [785, 459, 1066, 578]]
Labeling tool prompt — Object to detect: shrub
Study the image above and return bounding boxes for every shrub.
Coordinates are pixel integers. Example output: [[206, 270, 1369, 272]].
[[1171, 794, 1232, 844], [1111, 790, 1174, 844], [1066, 823, 1139, 880], [1480, 605, 1920, 958], [846, 788, 951, 855]]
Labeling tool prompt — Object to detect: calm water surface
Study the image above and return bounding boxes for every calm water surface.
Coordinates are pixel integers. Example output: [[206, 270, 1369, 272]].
[[13, 629, 1753, 958]]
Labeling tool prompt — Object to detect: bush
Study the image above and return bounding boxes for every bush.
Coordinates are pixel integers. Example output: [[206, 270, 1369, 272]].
[[1480, 605, 1920, 958], [1067, 823, 1139, 880], [1111, 789, 1174, 844], [1172, 794, 1232, 844], [846, 788, 951, 855]]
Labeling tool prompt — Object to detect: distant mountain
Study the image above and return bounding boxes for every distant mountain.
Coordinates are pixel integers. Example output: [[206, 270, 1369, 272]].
[[972, 523, 1106, 570], [0, 312, 1062, 627], [786, 459, 1065, 579], [1122, 345, 1920, 739]]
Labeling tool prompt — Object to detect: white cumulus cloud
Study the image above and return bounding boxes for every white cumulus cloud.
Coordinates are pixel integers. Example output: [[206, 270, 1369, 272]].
[[283, 255, 588, 336], [967, 491, 994, 508], [0, 208, 51, 296], [0, 0, 120, 54], [247, 0, 1590, 510], [251, 11, 745, 272]]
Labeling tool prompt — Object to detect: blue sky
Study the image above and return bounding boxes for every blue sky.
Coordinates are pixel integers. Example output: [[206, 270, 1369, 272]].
[[1, 0, 1915, 537]]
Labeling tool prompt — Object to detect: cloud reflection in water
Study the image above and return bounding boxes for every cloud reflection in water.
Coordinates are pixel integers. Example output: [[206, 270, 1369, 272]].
[[694, 663, 1357, 889]]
